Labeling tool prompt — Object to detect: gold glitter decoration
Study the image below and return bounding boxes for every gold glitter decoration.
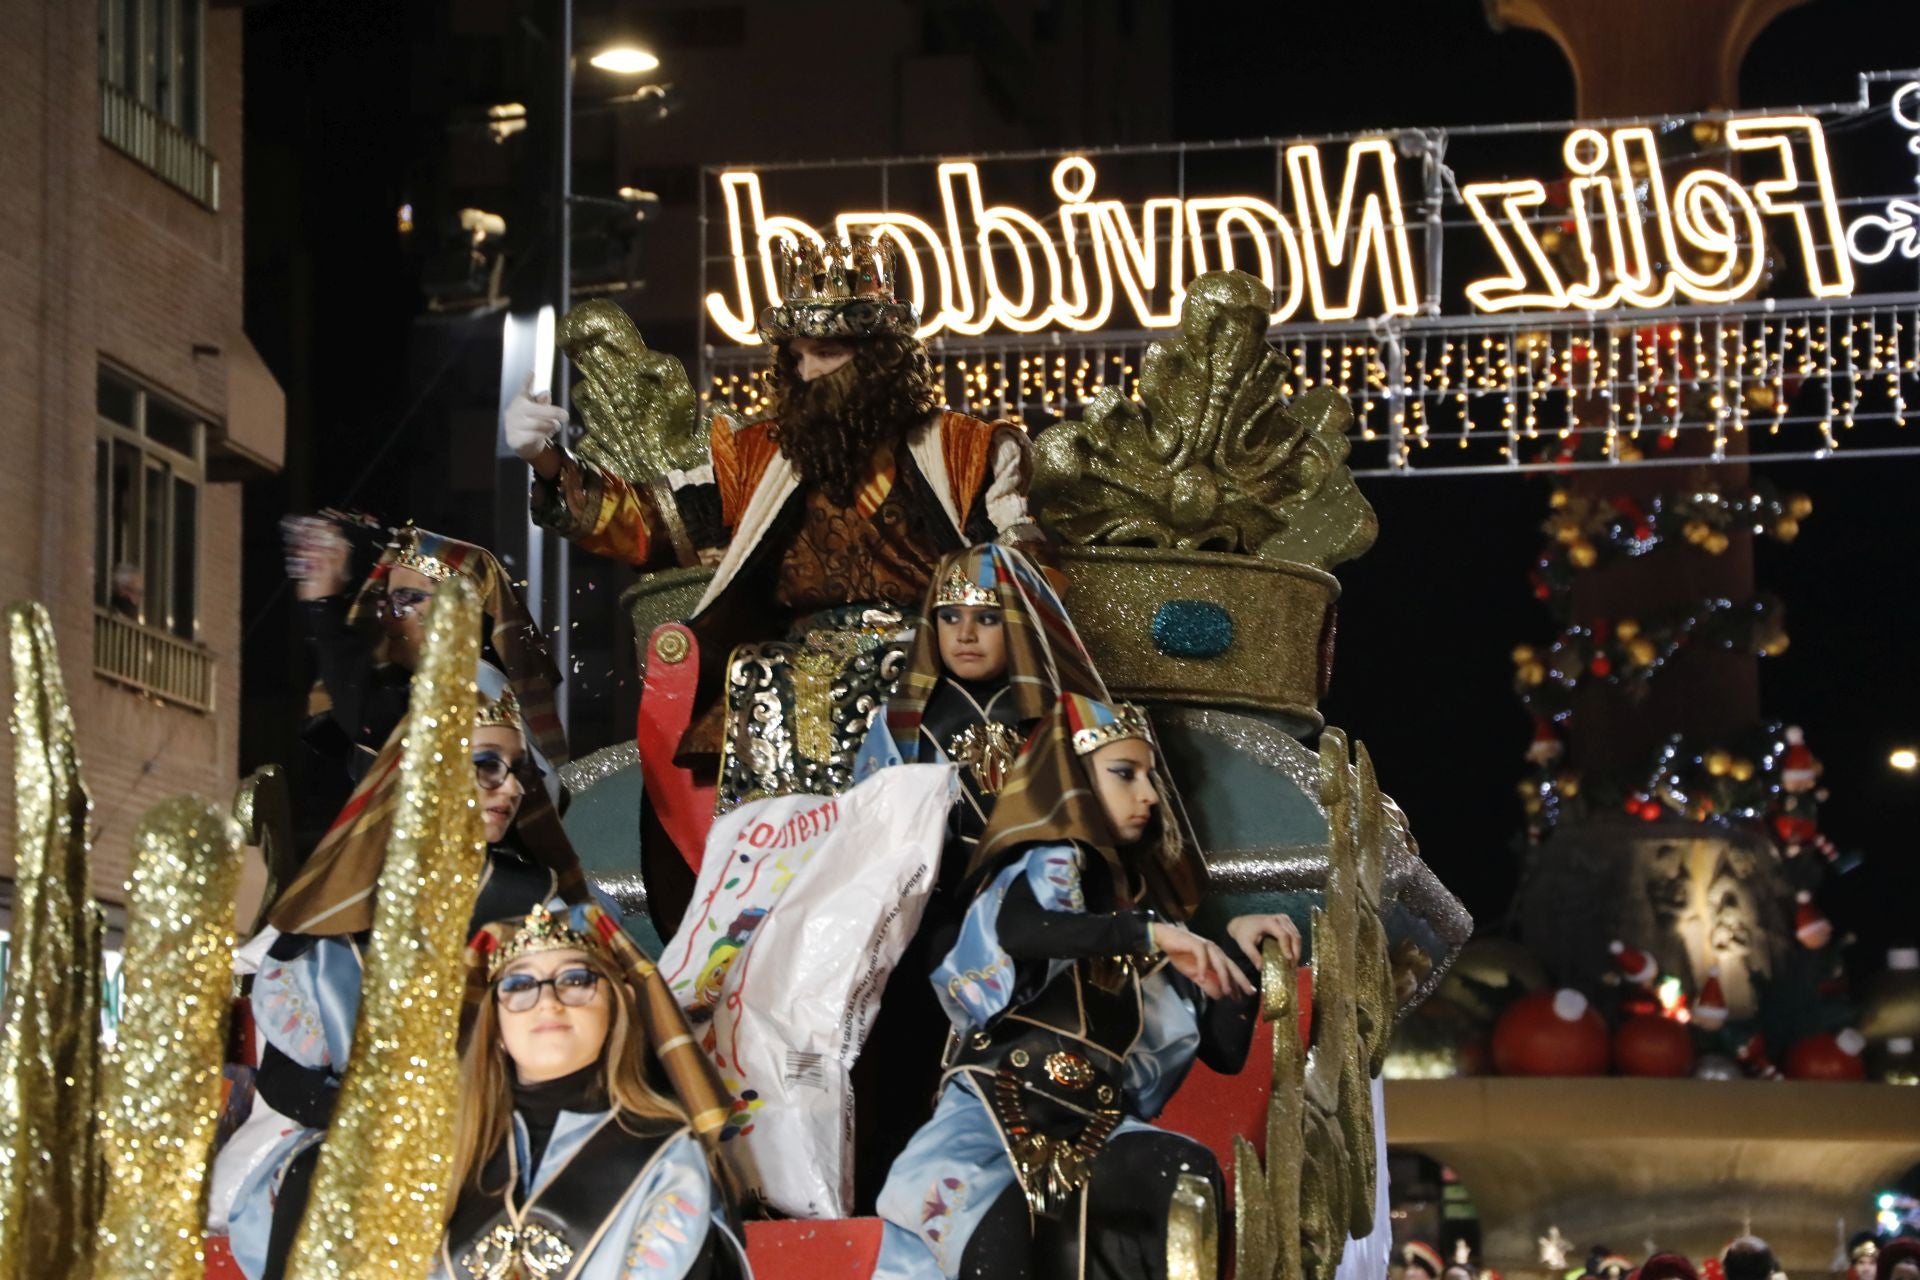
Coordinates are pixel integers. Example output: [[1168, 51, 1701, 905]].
[[1032, 269, 1378, 572], [1232, 725, 1396, 1280], [1054, 546, 1335, 729], [0, 603, 104, 1280], [1167, 1172, 1219, 1280], [233, 765, 296, 935], [93, 795, 245, 1280], [560, 299, 706, 483], [284, 576, 487, 1280]]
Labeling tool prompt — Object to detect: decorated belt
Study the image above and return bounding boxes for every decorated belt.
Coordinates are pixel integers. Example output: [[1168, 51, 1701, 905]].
[[950, 1025, 1126, 1220]]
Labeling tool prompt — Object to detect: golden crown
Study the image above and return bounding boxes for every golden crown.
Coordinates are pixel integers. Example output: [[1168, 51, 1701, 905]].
[[934, 564, 1001, 609], [760, 235, 917, 340], [392, 549, 458, 583], [1070, 702, 1154, 757], [487, 904, 602, 981], [476, 684, 525, 733]]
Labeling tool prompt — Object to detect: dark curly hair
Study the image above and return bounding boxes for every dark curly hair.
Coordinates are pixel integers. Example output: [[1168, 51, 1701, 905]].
[[764, 331, 942, 507]]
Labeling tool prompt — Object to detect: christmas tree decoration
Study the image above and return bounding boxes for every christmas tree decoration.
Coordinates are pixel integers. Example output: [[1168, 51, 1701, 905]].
[[1609, 940, 1657, 988], [1614, 1014, 1696, 1077], [1491, 989, 1610, 1076], [1794, 892, 1833, 950], [1693, 968, 1729, 1032], [1783, 1029, 1868, 1081], [1512, 596, 1788, 718], [1779, 727, 1821, 792], [1737, 1033, 1782, 1080]]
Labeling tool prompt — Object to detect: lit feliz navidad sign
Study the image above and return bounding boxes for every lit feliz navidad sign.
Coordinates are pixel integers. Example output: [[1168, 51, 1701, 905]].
[[702, 79, 1920, 345]]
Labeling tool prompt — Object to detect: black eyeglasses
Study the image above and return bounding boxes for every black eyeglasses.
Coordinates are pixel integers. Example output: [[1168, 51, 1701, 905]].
[[494, 966, 604, 1013], [473, 750, 543, 792], [377, 586, 435, 619]]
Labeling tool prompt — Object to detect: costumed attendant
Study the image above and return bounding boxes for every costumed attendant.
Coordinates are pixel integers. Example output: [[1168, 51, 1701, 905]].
[[853, 542, 1107, 1204], [506, 237, 1041, 819], [223, 669, 594, 1280], [873, 694, 1301, 1279], [282, 520, 565, 803], [435, 903, 748, 1280]]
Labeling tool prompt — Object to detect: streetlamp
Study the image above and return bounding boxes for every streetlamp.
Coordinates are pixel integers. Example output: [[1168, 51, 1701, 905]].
[[535, 14, 660, 734]]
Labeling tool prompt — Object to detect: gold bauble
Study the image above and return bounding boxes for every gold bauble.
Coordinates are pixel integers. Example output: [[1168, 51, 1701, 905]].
[[1539, 229, 1563, 253], [1684, 520, 1710, 544], [1705, 750, 1733, 776], [1511, 644, 1536, 666], [1692, 116, 1725, 147], [1568, 539, 1598, 568], [1704, 531, 1731, 555], [1518, 660, 1547, 686], [1760, 632, 1791, 657], [1615, 619, 1641, 642], [1523, 795, 1544, 816], [1730, 759, 1756, 782], [1627, 636, 1658, 666], [1553, 522, 1582, 546], [1775, 517, 1800, 541], [1789, 494, 1813, 520], [1549, 489, 1570, 510], [1557, 774, 1581, 799]]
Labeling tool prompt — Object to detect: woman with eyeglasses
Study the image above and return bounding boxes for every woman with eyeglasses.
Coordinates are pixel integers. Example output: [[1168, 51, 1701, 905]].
[[432, 903, 748, 1280], [283, 520, 566, 814], [221, 667, 600, 1280]]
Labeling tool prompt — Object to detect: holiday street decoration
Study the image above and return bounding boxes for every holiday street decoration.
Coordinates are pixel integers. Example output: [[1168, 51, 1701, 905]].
[[1530, 482, 1811, 613], [1510, 596, 1788, 718]]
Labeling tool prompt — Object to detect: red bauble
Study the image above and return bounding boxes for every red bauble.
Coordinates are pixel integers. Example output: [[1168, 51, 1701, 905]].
[[1784, 1031, 1868, 1081], [1492, 989, 1610, 1076], [1613, 1014, 1696, 1077]]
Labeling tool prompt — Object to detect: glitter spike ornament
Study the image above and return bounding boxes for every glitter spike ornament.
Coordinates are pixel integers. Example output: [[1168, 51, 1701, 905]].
[[284, 576, 488, 1280], [0, 603, 104, 1280], [93, 795, 246, 1280]]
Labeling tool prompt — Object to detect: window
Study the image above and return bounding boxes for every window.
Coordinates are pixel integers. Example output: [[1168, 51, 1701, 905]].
[[98, 0, 204, 140], [95, 367, 202, 642]]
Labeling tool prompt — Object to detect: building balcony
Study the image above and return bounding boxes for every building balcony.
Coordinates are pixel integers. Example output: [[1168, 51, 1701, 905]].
[[99, 79, 219, 210], [93, 609, 214, 712]]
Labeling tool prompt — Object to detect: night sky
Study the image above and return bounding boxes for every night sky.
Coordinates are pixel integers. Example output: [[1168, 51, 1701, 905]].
[[237, 1, 1920, 972]]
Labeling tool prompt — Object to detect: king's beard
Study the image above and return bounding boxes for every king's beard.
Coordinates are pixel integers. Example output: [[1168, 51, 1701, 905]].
[[772, 361, 925, 507]]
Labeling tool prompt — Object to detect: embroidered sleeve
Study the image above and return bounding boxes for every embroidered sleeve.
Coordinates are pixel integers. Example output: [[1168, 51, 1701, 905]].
[[933, 843, 1082, 1030], [252, 937, 362, 1071], [529, 452, 665, 567], [618, 1132, 717, 1279]]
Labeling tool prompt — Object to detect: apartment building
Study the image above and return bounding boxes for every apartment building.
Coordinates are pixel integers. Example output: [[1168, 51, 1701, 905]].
[[0, 0, 283, 903]]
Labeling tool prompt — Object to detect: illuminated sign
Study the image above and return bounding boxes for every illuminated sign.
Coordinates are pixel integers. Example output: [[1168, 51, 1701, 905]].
[[702, 77, 1920, 345], [704, 143, 1421, 344]]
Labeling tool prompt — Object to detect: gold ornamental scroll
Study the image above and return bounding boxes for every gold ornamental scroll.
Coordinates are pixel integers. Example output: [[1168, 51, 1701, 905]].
[[285, 575, 487, 1280], [93, 796, 246, 1280], [0, 604, 104, 1280]]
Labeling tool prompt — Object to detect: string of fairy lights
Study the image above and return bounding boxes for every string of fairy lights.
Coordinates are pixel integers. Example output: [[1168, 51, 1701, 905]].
[[700, 297, 1920, 475]]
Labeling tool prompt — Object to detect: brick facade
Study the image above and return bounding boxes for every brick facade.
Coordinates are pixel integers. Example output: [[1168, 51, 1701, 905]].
[[0, 3, 279, 902]]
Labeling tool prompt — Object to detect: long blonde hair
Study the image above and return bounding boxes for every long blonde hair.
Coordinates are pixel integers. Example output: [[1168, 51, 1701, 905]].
[[448, 946, 688, 1205]]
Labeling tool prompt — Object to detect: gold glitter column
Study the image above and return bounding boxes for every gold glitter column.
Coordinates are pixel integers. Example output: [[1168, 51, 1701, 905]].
[[0, 603, 104, 1280], [286, 577, 485, 1280], [93, 796, 246, 1280]]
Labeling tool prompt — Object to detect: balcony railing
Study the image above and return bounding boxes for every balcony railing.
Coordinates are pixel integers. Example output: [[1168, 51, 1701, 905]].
[[98, 80, 219, 210], [93, 610, 215, 713]]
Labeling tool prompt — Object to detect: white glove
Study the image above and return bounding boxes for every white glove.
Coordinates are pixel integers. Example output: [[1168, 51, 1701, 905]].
[[505, 372, 571, 463]]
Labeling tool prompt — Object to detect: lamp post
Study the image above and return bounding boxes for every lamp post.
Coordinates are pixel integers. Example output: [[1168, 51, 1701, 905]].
[[533, 7, 659, 736]]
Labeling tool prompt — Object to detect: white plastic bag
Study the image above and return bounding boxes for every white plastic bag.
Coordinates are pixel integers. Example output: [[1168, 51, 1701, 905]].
[[659, 763, 956, 1217]]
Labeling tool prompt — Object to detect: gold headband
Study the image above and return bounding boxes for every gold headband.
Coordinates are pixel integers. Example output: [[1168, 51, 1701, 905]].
[[1070, 703, 1153, 756], [476, 685, 525, 734], [934, 564, 1000, 609], [392, 548, 459, 583], [488, 904, 601, 981]]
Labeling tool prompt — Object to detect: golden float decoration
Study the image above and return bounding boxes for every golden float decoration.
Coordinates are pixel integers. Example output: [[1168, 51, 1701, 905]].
[[94, 796, 246, 1280], [0, 604, 105, 1280], [284, 577, 488, 1279]]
